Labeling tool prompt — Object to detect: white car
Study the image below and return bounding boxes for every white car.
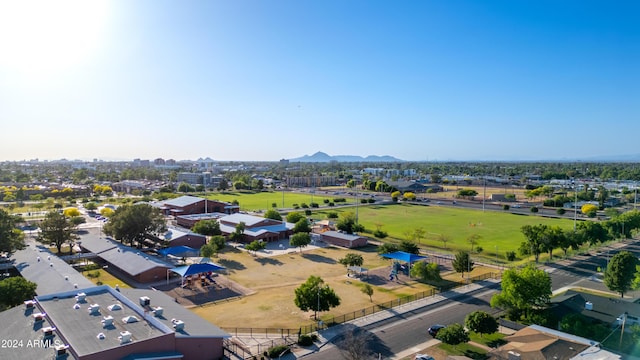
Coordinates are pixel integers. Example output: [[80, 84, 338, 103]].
[[415, 355, 435, 360]]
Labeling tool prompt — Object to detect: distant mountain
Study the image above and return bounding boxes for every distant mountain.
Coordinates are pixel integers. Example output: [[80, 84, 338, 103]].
[[289, 151, 403, 163]]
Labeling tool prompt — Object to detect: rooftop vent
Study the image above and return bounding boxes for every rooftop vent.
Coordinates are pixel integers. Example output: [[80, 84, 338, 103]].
[[73, 304, 80, 310], [24, 300, 36, 308], [507, 351, 521, 360], [101, 315, 114, 327], [96, 333, 105, 340], [42, 326, 56, 337], [153, 307, 163, 317], [88, 304, 100, 314], [75, 293, 86, 302], [172, 319, 185, 331], [139, 296, 150, 306], [122, 315, 139, 323], [118, 331, 132, 344], [107, 303, 122, 311], [585, 301, 593, 311], [54, 344, 69, 356], [33, 312, 46, 322]]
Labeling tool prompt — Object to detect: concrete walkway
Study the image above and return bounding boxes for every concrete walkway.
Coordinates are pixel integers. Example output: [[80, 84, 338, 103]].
[[230, 279, 501, 359]]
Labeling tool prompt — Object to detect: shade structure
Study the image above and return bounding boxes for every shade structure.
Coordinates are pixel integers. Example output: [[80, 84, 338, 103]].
[[157, 246, 200, 258], [169, 262, 225, 277], [381, 251, 427, 264]]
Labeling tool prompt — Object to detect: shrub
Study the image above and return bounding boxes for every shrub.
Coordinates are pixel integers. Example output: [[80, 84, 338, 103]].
[[301, 203, 309, 208], [503, 204, 510, 211], [323, 199, 330, 204], [367, 198, 375, 203], [328, 202, 334, 207], [298, 334, 314, 346], [475, 246, 483, 254], [310, 202, 319, 208], [361, 199, 368, 204], [530, 206, 539, 213], [557, 208, 566, 215], [333, 198, 346, 203], [373, 229, 388, 239], [304, 209, 312, 216], [267, 345, 289, 358], [506, 251, 517, 261]]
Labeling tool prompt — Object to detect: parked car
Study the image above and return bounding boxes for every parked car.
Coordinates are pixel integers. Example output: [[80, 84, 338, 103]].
[[428, 324, 445, 337], [415, 354, 435, 360]]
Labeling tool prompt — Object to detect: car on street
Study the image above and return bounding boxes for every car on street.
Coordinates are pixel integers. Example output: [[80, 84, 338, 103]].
[[428, 324, 445, 337]]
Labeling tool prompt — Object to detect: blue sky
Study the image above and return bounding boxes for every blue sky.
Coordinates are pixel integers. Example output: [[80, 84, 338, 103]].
[[0, 0, 638, 162]]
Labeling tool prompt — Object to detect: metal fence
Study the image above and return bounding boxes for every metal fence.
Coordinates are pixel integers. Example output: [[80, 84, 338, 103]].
[[222, 272, 500, 358]]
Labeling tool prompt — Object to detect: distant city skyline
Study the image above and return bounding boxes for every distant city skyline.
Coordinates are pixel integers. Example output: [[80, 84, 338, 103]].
[[0, 1, 638, 162]]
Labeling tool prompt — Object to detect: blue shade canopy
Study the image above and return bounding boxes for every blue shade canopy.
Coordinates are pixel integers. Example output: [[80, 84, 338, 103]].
[[381, 251, 427, 263], [169, 262, 225, 277], [157, 246, 200, 258]]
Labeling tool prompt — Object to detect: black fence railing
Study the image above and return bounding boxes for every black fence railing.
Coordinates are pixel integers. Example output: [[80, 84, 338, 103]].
[[223, 271, 501, 352]]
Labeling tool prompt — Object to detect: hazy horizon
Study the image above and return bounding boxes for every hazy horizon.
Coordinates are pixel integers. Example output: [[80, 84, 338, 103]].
[[1, 1, 638, 162]]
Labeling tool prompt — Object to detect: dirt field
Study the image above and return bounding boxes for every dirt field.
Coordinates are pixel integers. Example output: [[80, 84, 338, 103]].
[[187, 243, 490, 329]]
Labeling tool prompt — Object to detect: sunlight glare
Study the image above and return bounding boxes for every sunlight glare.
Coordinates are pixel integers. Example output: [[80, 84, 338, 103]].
[[0, 0, 110, 78]]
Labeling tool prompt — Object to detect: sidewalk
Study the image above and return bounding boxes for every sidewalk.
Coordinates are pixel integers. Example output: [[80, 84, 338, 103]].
[[230, 279, 501, 359]]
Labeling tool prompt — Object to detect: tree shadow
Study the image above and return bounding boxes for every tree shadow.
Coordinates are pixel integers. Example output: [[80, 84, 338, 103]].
[[255, 257, 283, 266], [486, 338, 507, 348], [217, 258, 246, 271], [301, 253, 336, 264], [332, 324, 392, 359]]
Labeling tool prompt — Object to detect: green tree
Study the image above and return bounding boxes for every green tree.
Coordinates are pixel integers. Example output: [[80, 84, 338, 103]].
[[191, 219, 222, 236], [520, 224, 547, 263], [230, 222, 246, 242], [245, 239, 266, 255], [338, 253, 364, 267], [452, 251, 474, 278], [604, 251, 640, 298], [84, 202, 98, 212], [294, 275, 341, 320], [361, 283, 374, 302], [413, 227, 426, 244], [410, 261, 441, 281], [377, 242, 399, 255], [465, 311, 498, 338], [336, 211, 364, 234], [436, 323, 469, 349], [286, 211, 304, 224], [200, 243, 216, 258], [490, 265, 551, 320], [293, 218, 311, 233], [103, 204, 166, 247], [399, 240, 420, 254], [0, 277, 37, 309], [467, 233, 481, 252], [38, 211, 79, 254], [264, 209, 282, 221], [0, 209, 25, 254], [290, 232, 311, 252]]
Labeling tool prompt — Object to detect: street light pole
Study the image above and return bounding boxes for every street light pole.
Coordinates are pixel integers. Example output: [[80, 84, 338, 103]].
[[574, 185, 578, 231]]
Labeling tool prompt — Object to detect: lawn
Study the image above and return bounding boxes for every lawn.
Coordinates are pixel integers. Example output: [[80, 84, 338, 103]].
[[312, 203, 575, 258], [203, 190, 356, 212], [190, 245, 483, 329], [82, 269, 132, 289]]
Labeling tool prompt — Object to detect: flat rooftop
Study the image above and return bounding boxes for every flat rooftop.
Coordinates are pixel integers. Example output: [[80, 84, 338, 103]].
[[11, 240, 94, 295], [37, 286, 171, 357]]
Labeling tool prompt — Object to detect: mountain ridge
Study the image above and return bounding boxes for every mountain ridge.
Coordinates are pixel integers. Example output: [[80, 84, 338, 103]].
[[288, 151, 404, 163]]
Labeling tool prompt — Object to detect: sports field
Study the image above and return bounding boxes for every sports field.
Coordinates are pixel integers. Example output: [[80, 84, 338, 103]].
[[204, 190, 355, 211], [314, 203, 575, 258]]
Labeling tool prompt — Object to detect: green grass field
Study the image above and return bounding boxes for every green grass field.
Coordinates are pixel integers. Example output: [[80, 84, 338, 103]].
[[204, 190, 356, 211], [312, 203, 575, 259]]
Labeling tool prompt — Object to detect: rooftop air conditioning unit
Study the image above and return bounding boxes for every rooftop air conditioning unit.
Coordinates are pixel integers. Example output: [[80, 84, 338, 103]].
[[585, 301, 593, 311], [101, 315, 114, 327], [119, 331, 132, 344], [139, 296, 150, 306], [75, 293, 86, 302], [24, 300, 36, 308], [42, 326, 56, 337], [153, 307, 163, 317], [54, 344, 69, 356], [33, 312, 46, 322], [172, 319, 185, 331], [88, 304, 100, 314], [508, 351, 521, 360]]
